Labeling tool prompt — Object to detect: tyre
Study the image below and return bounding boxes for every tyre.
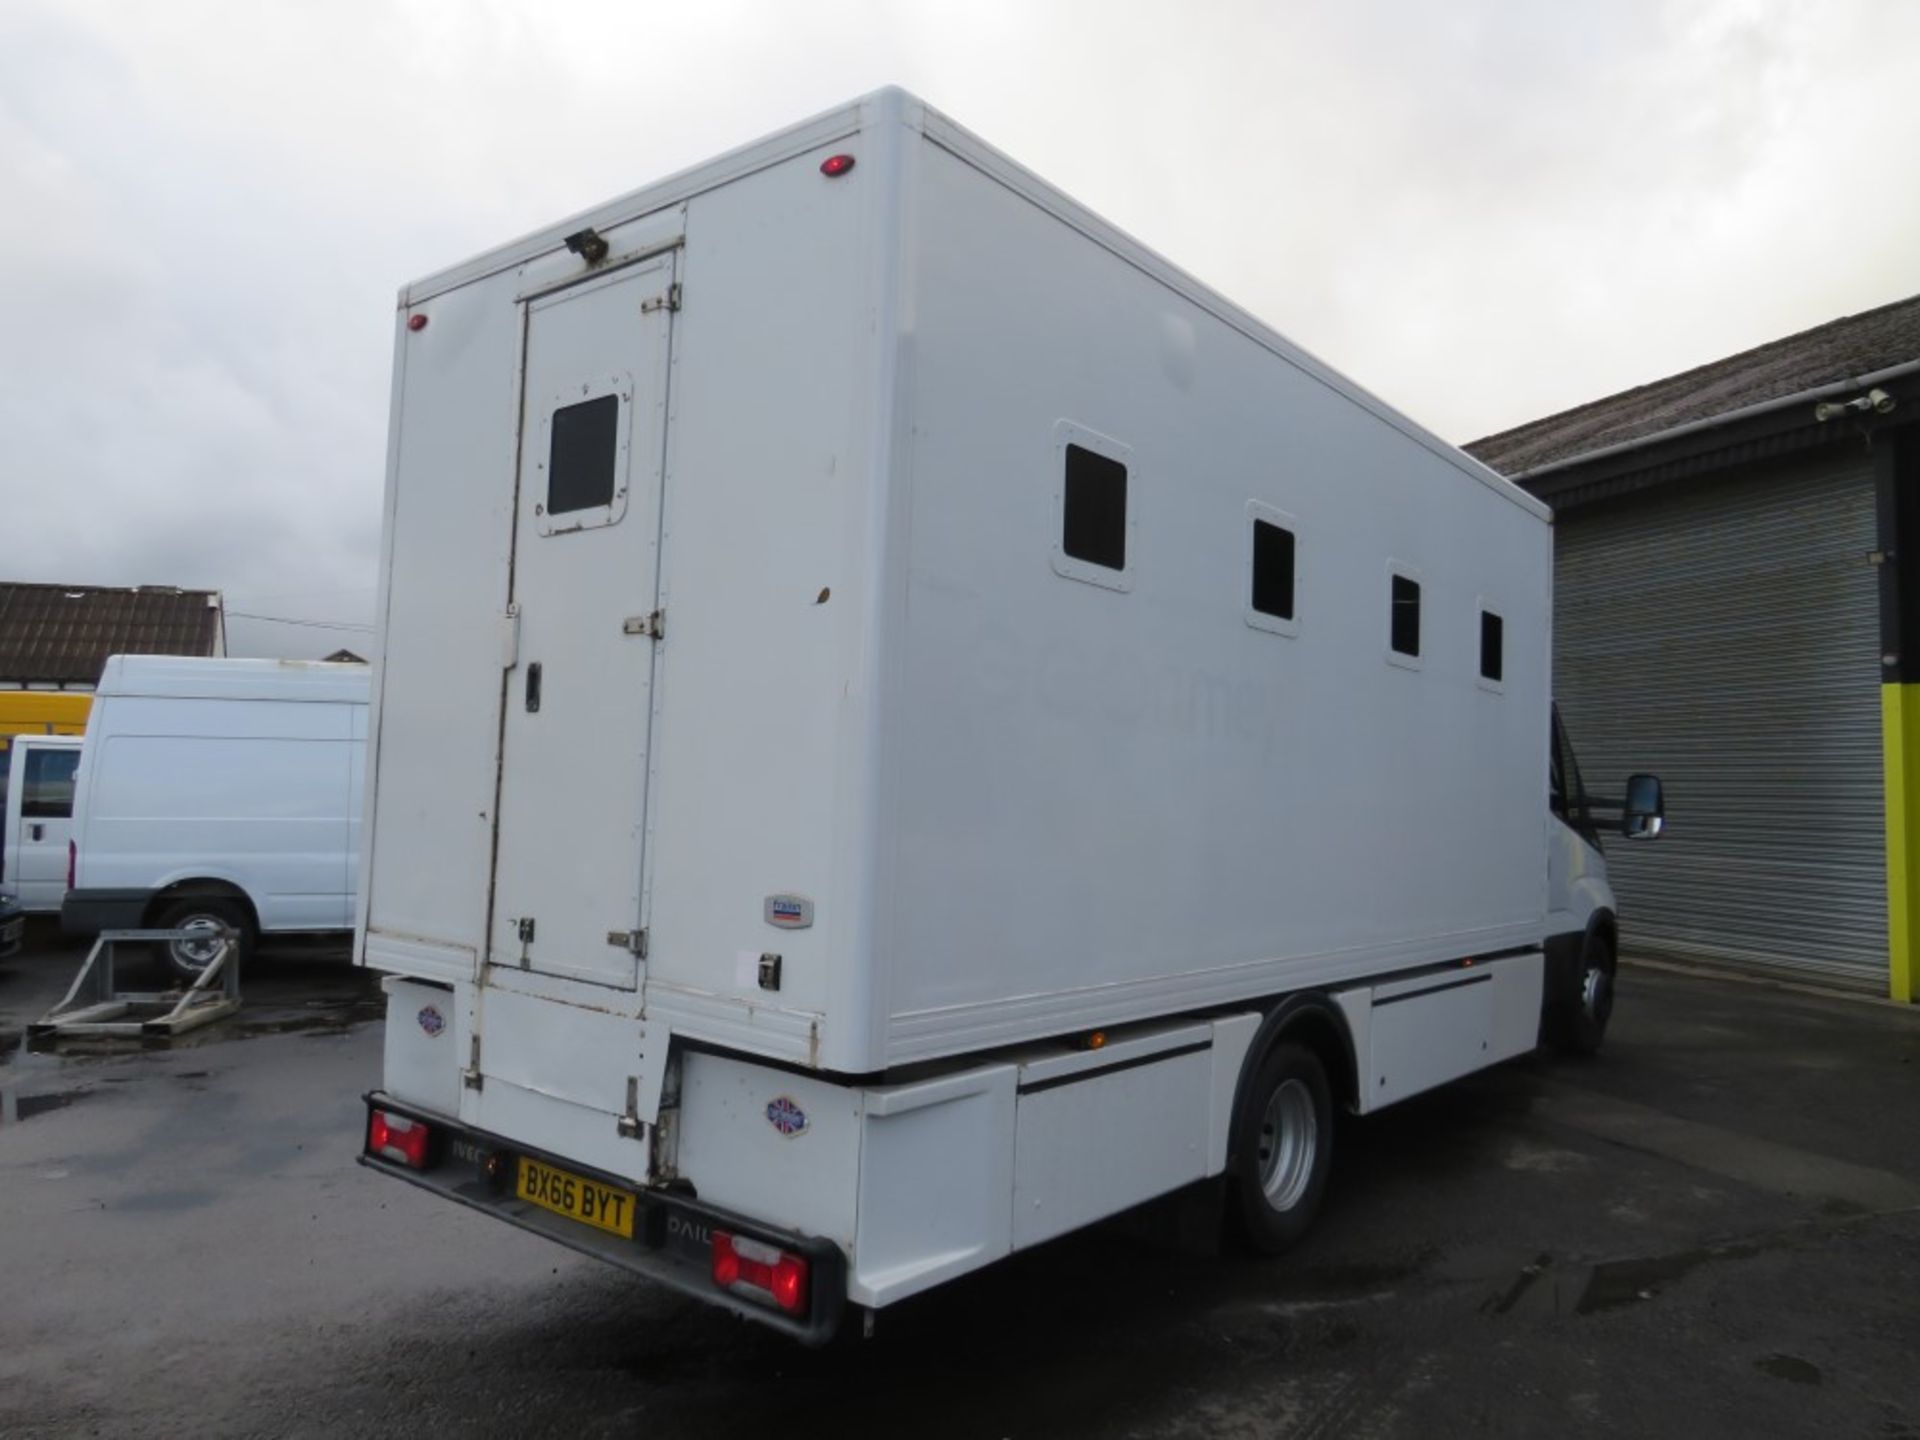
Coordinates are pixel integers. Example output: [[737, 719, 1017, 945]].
[[151, 897, 255, 983], [1549, 932, 1616, 1056], [1230, 1041, 1334, 1255]]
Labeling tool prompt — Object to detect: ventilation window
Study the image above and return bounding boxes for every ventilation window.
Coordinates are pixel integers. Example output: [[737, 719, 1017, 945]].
[[1390, 573, 1421, 658], [1062, 443, 1128, 571], [547, 393, 621, 517], [1480, 609, 1504, 684], [1251, 519, 1296, 621]]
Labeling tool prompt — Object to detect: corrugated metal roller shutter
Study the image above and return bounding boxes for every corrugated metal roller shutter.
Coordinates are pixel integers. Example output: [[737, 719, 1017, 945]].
[[1553, 450, 1885, 988]]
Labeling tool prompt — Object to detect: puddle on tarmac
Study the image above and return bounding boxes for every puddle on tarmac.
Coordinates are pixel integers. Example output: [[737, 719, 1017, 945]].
[[1483, 1236, 1776, 1318], [1754, 1353, 1822, 1386], [1573, 1240, 1764, 1314], [0, 1085, 94, 1123]]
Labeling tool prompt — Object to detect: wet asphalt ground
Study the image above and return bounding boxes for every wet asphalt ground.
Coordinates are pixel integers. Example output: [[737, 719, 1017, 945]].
[[2, 921, 1919, 1439]]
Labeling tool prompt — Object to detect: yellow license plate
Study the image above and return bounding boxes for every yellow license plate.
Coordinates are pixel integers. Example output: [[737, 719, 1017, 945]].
[[516, 1157, 637, 1239]]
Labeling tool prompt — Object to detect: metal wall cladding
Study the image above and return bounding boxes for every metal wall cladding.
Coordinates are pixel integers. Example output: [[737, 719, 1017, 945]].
[[1553, 448, 1885, 988]]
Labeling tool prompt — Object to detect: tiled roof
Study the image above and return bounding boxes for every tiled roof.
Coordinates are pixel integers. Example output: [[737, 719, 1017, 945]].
[[1467, 293, 1920, 476], [0, 584, 224, 686]]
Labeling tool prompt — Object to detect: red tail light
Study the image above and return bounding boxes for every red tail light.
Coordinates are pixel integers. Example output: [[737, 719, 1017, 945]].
[[711, 1230, 809, 1315], [368, 1109, 431, 1168], [67, 840, 76, 890]]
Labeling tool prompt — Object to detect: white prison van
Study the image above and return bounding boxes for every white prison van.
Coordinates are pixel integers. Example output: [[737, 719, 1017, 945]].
[[1, 733, 83, 913], [62, 656, 370, 977], [357, 89, 1662, 1341]]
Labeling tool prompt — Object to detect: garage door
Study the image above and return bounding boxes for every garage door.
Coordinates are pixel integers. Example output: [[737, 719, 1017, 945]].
[[1552, 451, 1884, 988]]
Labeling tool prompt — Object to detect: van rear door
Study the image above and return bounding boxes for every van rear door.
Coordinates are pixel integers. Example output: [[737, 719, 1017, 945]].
[[487, 254, 677, 990]]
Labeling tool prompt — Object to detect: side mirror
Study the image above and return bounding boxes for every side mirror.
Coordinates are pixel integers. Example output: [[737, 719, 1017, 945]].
[[1622, 773, 1664, 840]]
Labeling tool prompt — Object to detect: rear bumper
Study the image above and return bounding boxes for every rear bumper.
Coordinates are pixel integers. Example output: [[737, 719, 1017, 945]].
[[61, 888, 154, 938], [357, 1093, 848, 1344]]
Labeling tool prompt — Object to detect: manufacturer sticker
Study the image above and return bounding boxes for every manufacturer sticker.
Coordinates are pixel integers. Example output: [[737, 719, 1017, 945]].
[[417, 1005, 446, 1038], [764, 894, 814, 930], [765, 1095, 809, 1137]]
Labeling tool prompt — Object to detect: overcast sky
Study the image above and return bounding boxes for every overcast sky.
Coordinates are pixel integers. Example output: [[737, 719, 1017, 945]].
[[3, 0, 1917, 657]]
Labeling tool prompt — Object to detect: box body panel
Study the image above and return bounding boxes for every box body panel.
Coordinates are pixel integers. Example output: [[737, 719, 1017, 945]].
[[877, 132, 1550, 1060], [365, 90, 1552, 1083]]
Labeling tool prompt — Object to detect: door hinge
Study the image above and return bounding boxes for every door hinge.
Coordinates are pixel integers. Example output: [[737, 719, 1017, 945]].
[[500, 603, 521, 668], [641, 282, 681, 314], [463, 1034, 484, 1090], [622, 609, 665, 640], [607, 927, 649, 959]]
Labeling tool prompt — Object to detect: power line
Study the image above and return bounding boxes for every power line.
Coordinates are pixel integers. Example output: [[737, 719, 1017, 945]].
[[226, 611, 375, 633]]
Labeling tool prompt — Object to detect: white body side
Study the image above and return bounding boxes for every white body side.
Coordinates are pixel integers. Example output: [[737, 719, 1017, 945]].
[[71, 657, 369, 934], [362, 89, 1558, 1309], [362, 90, 1551, 1070], [2, 734, 83, 912]]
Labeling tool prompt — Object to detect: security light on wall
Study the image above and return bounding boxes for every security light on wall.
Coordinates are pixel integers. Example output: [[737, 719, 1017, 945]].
[[1816, 388, 1896, 422]]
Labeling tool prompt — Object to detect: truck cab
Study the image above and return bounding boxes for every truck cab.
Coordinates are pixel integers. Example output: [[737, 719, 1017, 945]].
[[1545, 704, 1663, 1053]]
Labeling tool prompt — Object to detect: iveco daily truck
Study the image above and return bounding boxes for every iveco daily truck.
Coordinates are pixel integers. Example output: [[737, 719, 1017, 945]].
[[356, 88, 1663, 1341]]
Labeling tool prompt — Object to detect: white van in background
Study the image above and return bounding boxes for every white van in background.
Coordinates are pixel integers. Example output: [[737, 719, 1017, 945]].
[[62, 656, 370, 977], [1, 734, 84, 912]]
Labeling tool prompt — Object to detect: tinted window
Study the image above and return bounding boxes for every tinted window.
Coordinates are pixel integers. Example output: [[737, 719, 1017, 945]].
[[1390, 574, 1421, 657], [1062, 444, 1127, 571], [1480, 610, 1504, 682], [1251, 519, 1296, 621], [22, 747, 79, 819], [547, 394, 620, 517]]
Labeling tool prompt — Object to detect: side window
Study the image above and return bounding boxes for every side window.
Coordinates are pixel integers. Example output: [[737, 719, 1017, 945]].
[[535, 373, 632, 536], [1245, 502, 1299, 637], [1062, 445, 1127, 570], [1051, 421, 1134, 592], [1479, 607, 1504, 686], [1388, 565, 1421, 665], [22, 748, 80, 819], [547, 394, 620, 517]]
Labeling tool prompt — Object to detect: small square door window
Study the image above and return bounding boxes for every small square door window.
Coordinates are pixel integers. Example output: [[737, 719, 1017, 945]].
[[547, 394, 621, 517]]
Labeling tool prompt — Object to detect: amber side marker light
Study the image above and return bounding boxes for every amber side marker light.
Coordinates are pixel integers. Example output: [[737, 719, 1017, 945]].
[[1083, 1030, 1108, 1050]]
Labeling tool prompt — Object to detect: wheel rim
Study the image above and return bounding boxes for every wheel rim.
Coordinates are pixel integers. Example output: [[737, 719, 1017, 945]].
[[169, 917, 226, 971], [1581, 960, 1613, 1028], [1256, 1078, 1318, 1212]]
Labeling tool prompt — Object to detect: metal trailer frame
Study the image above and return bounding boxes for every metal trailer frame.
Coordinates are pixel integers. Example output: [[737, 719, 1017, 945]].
[[28, 928, 241, 1041]]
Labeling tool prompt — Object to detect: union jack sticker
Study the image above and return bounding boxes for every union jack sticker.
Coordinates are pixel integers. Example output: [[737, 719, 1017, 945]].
[[765, 1095, 809, 1137]]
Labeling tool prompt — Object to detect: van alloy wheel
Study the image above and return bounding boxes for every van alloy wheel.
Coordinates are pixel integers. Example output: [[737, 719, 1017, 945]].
[[151, 897, 253, 983], [1257, 1078, 1319, 1213], [1232, 1041, 1334, 1253], [168, 915, 229, 972], [1581, 959, 1613, 1030]]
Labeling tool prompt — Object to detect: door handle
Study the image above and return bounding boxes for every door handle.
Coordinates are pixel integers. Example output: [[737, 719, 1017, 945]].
[[29, 823, 44, 841], [525, 661, 542, 713]]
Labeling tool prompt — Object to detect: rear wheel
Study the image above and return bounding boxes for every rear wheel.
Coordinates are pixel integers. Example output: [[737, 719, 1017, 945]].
[[151, 897, 254, 983], [1230, 1041, 1334, 1254]]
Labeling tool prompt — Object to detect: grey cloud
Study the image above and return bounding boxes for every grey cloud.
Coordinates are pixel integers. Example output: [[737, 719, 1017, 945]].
[[1, 0, 1915, 660]]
